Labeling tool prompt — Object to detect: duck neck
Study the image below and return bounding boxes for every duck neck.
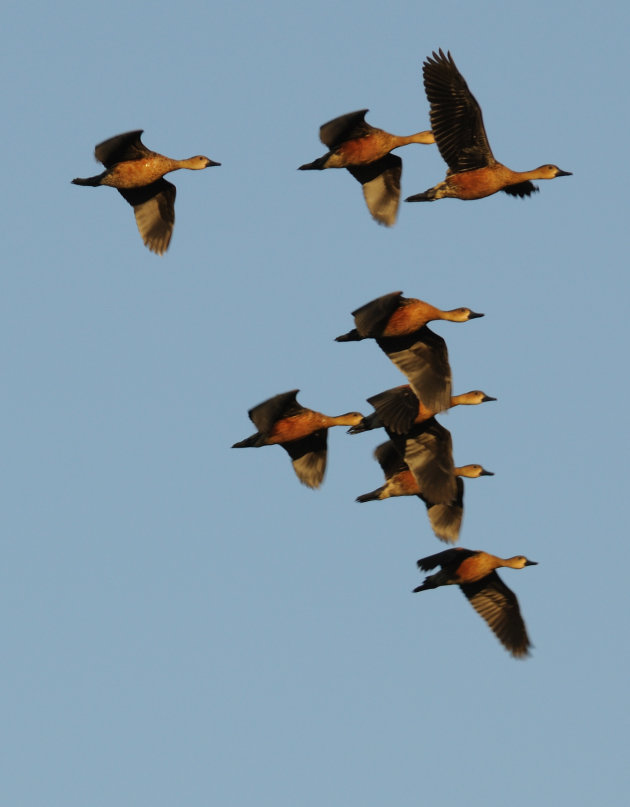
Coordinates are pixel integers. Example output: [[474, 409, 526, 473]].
[[401, 131, 435, 146], [327, 413, 363, 427]]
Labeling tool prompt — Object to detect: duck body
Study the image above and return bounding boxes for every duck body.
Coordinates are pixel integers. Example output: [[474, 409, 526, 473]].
[[408, 162, 572, 202], [413, 547, 537, 657], [72, 130, 220, 254], [405, 50, 571, 203], [232, 390, 363, 489], [299, 110, 434, 225]]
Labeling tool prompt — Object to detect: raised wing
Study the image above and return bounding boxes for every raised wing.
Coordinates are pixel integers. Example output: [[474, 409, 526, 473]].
[[423, 50, 495, 173], [95, 130, 149, 167]]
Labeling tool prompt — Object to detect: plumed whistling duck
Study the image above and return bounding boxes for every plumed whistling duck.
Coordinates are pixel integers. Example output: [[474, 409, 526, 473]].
[[72, 130, 220, 254], [231, 390, 363, 489], [336, 292, 483, 413], [405, 50, 571, 203], [413, 548, 537, 657], [356, 440, 493, 543], [348, 385, 495, 435], [299, 110, 434, 226]]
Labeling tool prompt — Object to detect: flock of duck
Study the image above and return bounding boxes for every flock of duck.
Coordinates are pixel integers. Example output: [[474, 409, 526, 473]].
[[73, 50, 570, 657]]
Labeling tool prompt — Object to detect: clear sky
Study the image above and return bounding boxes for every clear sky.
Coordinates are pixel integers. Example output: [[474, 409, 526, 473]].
[[2, 1, 628, 805]]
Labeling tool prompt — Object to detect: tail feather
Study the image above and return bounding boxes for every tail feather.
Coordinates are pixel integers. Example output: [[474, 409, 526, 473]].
[[71, 173, 106, 187], [298, 155, 329, 170], [405, 188, 437, 202], [232, 432, 262, 448], [335, 329, 362, 342], [356, 487, 384, 503]]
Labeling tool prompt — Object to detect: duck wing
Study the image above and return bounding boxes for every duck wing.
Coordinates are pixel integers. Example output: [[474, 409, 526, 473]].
[[503, 180, 539, 198], [246, 390, 302, 434], [347, 154, 402, 226], [118, 179, 176, 255], [95, 130, 150, 167], [367, 385, 419, 435], [376, 326, 451, 414], [282, 430, 328, 488], [421, 476, 464, 543], [319, 110, 374, 149], [389, 418, 457, 504], [460, 571, 532, 657], [423, 50, 495, 172], [416, 547, 473, 572], [373, 440, 410, 479], [350, 291, 404, 337]]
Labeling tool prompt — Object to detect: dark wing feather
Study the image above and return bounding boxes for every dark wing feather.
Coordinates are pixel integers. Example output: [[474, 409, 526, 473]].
[[347, 154, 402, 226], [422, 477, 464, 543], [119, 179, 176, 255], [376, 326, 451, 413], [416, 547, 472, 572], [95, 130, 149, 167], [351, 291, 404, 337], [373, 440, 409, 479], [423, 50, 495, 172], [503, 181, 539, 198], [282, 430, 328, 488], [319, 110, 373, 149], [247, 390, 302, 434], [389, 418, 456, 503], [367, 385, 419, 435], [460, 572, 532, 657]]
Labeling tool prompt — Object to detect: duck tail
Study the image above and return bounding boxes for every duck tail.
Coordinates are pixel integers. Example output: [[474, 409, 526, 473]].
[[405, 188, 437, 202], [356, 487, 383, 503], [335, 329, 362, 342], [298, 155, 329, 170], [231, 433, 261, 448], [71, 173, 106, 187]]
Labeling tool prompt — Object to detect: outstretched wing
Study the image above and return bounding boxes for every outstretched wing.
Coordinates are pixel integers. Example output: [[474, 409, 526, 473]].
[[423, 50, 495, 173], [377, 326, 451, 414], [460, 572, 532, 657], [118, 179, 176, 256], [347, 154, 402, 226], [422, 477, 464, 544], [282, 430, 328, 488], [391, 418, 456, 504]]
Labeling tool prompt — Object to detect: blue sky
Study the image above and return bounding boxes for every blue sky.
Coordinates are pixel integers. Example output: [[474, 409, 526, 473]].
[[2, 1, 629, 805]]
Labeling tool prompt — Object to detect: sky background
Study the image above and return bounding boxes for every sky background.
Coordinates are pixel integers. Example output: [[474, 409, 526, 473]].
[[2, 1, 628, 805]]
